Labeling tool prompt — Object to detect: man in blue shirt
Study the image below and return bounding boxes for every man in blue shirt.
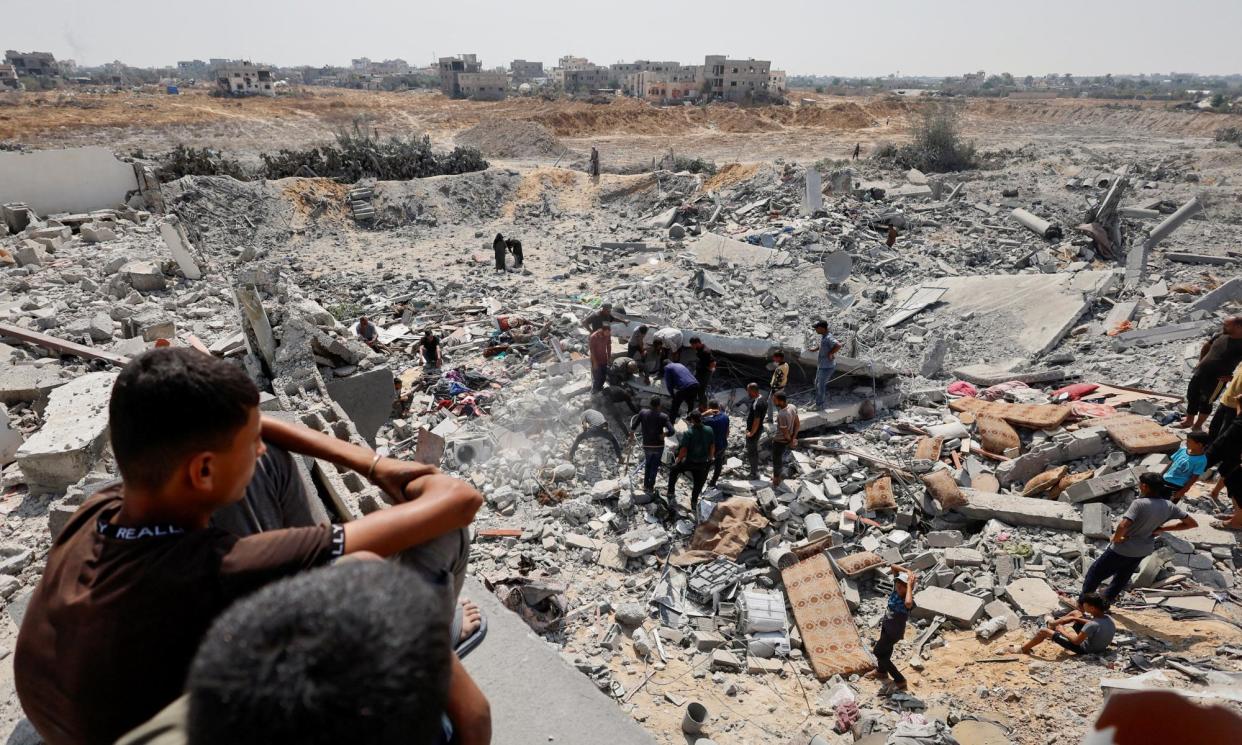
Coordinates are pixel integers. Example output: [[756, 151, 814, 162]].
[[662, 361, 701, 420], [701, 401, 730, 488], [810, 321, 841, 411], [1162, 431, 1209, 501]]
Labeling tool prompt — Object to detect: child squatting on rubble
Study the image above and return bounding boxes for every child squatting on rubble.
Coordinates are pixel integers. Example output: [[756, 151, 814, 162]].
[[871, 563, 916, 695], [1010, 592, 1115, 657], [14, 348, 490, 745]]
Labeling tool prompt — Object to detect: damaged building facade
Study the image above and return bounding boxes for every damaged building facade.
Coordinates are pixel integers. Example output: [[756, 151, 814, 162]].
[[215, 61, 275, 96]]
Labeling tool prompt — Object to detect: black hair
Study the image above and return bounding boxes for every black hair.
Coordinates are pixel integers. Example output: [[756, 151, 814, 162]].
[[813, 320, 828, 329], [689, 411, 703, 423], [637, 325, 649, 333], [689, 337, 702, 345], [187, 562, 452, 745], [1187, 431, 1210, 447], [774, 391, 788, 403], [708, 400, 721, 409], [1081, 592, 1108, 614], [649, 397, 662, 409], [747, 382, 759, 391], [110, 348, 259, 491], [773, 350, 785, 359], [1139, 471, 1172, 499]]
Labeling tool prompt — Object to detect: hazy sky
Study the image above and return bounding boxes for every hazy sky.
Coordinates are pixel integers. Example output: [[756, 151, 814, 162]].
[[10, 0, 1241, 76]]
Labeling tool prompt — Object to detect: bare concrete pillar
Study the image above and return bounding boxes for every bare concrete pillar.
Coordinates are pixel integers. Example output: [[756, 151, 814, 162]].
[[1011, 208, 1063, 240], [1143, 196, 1203, 251]]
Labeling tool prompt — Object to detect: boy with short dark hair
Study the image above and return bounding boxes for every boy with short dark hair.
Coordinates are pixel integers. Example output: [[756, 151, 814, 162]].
[[1013, 593, 1115, 657], [16, 349, 487, 745], [1163, 431, 1209, 501]]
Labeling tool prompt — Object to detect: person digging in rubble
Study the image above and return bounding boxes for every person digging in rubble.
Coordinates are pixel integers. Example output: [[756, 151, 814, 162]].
[[1162, 431, 1209, 501], [355, 315, 384, 351], [771, 391, 799, 488], [643, 337, 669, 384], [568, 408, 623, 461], [767, 351, 789, 424], [743, 383, 769, 480], [666, 410, 715, 523], [1176, 316, 1242, 431], [689, 337, 716, 409], [871, 564, 916, 696], [117, 562, 490, 745], [491, 233, 507, 272], [810, 320, 842, 411], [663, 359, 702, 420], [1009, 592, 1115, 659], [627, 324, 649, 361], [588, 326, 611, 394], [1078, 472, 1197, 607], [415, 328, 443, 368], [15, 349, 486, 745], [701, 400, 730, 488], [505, 237, 523, 269], [581, 301, 629, 333], [631, 397, 675, 499], [601, 357, 642, 414]]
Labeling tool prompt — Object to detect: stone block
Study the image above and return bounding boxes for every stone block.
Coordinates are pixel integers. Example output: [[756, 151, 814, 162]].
[[80, 223, 117, 243], [1081, 503, 1112, 540], [131, 309, 175, 342], [159, 217, 203, 280], [0, 545, 33, 575], [956, 489, 1083, 531], [15, 372, 117, 491], [1064, 468, 1138, 504], [693, 630, 726, 651], [15, 241, 49, 267], [119, 260, 167, 292], [908, 551, 938, 571], [912, 587, 985, 626], [1004, 578, 1061, 617], [943, 547, 985, 567], [926, 530, 964, 548], [0, 364, 66, 406], [325, 366, 395, 445], [710, 649, 743, 671], [0, 404, 23, 466]]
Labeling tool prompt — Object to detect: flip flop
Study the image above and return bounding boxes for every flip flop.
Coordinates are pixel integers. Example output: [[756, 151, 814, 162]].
[[451, 601, 488, 659], [1210, 520, 1242, 532]]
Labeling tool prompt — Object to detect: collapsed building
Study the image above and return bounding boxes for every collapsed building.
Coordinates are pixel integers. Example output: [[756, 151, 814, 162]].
[[0, 138, 1240, 744]]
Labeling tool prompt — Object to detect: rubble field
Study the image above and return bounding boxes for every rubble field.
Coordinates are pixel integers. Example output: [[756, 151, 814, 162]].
[[1, 99, 1242, 745]]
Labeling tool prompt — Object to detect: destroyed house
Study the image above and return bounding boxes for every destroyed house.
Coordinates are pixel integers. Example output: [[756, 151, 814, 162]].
[[4, 50, 58, 78], [0, 64, 19, 89], [216, 62, 275, 96], [457, 72, 508, 101], [703, 54, 772, 102], [438, 54, 482, 98]]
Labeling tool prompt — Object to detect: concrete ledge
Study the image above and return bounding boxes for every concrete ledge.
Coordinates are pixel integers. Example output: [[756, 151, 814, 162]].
[[462, 577, 657, 745], [955, 489, 1083, 531]]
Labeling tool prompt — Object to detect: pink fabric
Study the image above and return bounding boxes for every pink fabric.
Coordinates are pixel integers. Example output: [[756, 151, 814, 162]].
[[947, 381, 978, 397]]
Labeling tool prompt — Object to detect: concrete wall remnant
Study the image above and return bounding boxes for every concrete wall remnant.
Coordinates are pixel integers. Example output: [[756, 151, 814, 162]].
[[0, 147, 139, 217]]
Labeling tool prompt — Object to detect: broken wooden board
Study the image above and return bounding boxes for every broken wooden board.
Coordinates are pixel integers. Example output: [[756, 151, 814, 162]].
[[782, 553, 873, 680], [0, 322, 131, 367]]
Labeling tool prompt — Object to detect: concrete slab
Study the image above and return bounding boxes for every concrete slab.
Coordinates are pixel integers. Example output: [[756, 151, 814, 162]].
[[691, 232, 787, 268], [325, 366, 395, 445], [956, 489, 1083, 531], [886, 271, 1116, 357], [0, 146, 139, 216], [0, 404, 23, 466], [1186, 277, 1242, 315], [159, 217, 203, 280], [0, 364, 66, 406], [461, 578, 656, 745], [912, 586, 985, 626], [1004, 578, 1061, 617], [1180, 514, 1240, 548], [1115, 321, 1212, 349], [16, 372, 117, 491]]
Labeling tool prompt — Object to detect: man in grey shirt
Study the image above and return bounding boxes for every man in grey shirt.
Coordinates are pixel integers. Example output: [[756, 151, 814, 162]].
[[1079, 472, 1198, 605]]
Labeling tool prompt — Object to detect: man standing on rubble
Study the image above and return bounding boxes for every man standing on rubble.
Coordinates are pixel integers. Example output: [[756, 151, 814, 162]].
[[810, 320, 842, 411], [492, 233, 507, 272], [771, 392, 799, 487], [701, 400, 730, 488], [631, 397, 675, 498], [582, 302, 628, 333], [1176, 316, 1242, 431], [743, 383, 768, 480], [663, 360, 701, 419], [689, 337, 716, 408], [588, 326, 611, 394], [666, 410, 715, 523], [1079, 472, 1198, 605]]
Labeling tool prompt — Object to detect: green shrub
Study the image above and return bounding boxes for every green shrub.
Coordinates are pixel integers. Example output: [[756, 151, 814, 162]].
[[890, 106, 977, 173], [261, 125, 489, 180], [154, 145, 248, 182]]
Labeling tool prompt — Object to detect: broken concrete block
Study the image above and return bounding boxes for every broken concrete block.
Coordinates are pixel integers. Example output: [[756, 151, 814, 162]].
[[325, 366, 394, 445], [80, 223, 117, 243], [159, 216, 203, 280], [130, 309, 175, 342], [912, 586, 985, 626], [943, 547, 985, 567], [0, 404, 23, 466], [710, 649, 743, 672], [694, 630, 726, 651], [956, 489, 1083, 531], [926, 530, 964, 548], [119, 260, 167, 292], [15, 241, 49, 267], [0, 364, 66, 406], [1004, 578, 1061, 617], [0, 545, 33, 575], [1082, 503, 1113, 540], [1064, 468, 1138, 504], [15, 372, 117, 491]]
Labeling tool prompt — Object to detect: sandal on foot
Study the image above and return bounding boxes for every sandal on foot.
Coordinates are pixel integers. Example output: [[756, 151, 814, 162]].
[[1210, 520, 1242, 531]]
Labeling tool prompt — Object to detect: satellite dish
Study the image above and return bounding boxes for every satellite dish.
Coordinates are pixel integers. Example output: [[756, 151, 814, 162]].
[[822, 251, 853, 284]]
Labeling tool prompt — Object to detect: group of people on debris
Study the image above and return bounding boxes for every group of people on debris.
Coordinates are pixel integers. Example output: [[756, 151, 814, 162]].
[[491, 233, 524, 273], [574, 305, 844, 524]]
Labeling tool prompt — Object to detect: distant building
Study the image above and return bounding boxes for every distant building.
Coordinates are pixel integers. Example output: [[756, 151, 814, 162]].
[[557, 55, 593, 72], [4, 50, 58, 78], [612, 60, 681, 94], [703, 55, 772, 102], [372, 59, 410, 75], [438, 54, 482, 97], [351, 57, 372, 72], [458, 71, 508, 101], [0, 63, 20, 89], [215, 61, 275, 96], [560, 65, 612, 93], [510, 59, 544, 82], [769, 70, 787, 94], [177, 59, 209, 79]]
